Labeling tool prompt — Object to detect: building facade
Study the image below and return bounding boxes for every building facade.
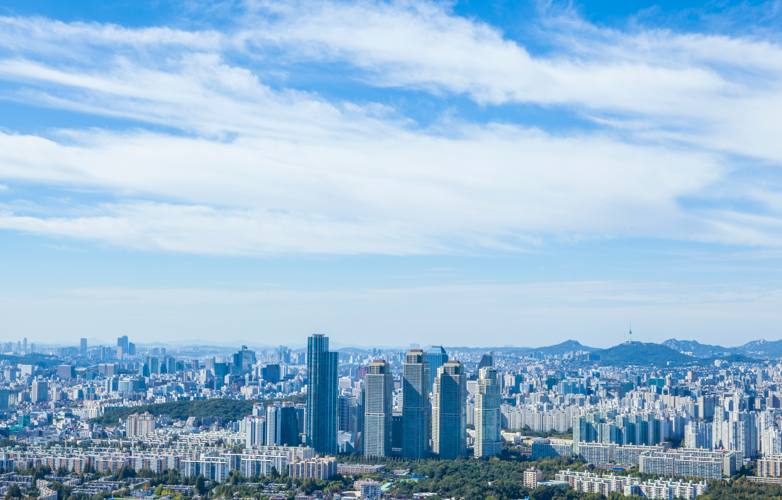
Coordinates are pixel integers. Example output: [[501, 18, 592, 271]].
[[306, 334, 338, 455], [432, 361, 467, 459], [402, 350, 431, 459], [475, 366, 502, 458], [363, 360, 393, 457]]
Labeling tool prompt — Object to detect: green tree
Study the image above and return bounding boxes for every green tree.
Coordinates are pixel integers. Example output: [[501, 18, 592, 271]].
[[195, 475, 206, 496], [4, 485, 22, 499]]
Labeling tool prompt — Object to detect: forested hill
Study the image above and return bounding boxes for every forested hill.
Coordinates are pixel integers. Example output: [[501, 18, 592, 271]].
[[594, 341, 694, 366], [91, 394, 306, 426]]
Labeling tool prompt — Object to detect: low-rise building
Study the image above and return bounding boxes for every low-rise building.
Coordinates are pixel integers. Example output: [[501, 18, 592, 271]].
[[337, 464, 386, 475], [556, 470, 637, 496], [354, 479, 382, 499], [523, 467, 543, 489], [625, 479, 708, 499]]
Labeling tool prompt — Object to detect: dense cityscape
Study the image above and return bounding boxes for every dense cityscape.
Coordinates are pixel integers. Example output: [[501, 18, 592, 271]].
[[1, 334, 782, 500]]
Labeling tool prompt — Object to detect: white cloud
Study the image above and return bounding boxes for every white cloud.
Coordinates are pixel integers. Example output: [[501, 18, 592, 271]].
[[2, 121, 763, 254], [0, 4, 779, 254], [243, 0, 782, 163]]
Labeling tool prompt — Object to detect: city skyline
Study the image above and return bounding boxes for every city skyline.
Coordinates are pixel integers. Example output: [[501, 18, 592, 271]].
[[0, 0, 781, 346], [2, 329, 781, 494]]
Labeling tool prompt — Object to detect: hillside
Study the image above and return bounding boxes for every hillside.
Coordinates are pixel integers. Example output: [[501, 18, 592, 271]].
[[0, 354, 61, 369], [536, 340, 597, 355], [662, 339, 732, 358], [90, 394, 306, 427], [594, 341, 694, 366], [736, 339, 782, 357]]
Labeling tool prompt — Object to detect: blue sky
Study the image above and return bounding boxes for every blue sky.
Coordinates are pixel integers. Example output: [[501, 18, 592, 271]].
[[1, 0, 781, 348]]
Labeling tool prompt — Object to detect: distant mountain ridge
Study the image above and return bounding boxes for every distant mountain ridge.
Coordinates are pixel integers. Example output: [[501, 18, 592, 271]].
[[663, 338, 782, 358], [662, 339, 732, 357], [736, 339, 782, 356]]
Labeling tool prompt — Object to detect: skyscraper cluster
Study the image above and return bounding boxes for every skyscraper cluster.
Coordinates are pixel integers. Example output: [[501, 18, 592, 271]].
[[305, 335, 501, 459]]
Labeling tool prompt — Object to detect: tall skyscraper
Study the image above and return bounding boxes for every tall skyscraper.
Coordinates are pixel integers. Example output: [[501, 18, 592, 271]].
[[280, 403, 301, 447], [432, 361, 467, 459], [364, 360, 393, 457], [80, 338, 87, 356], [306, 334, 338, 454], [402, 349, 430, 459], [426, 346, 448, 389], [475, 366, 502, 458], [266, 404, 281, 446]]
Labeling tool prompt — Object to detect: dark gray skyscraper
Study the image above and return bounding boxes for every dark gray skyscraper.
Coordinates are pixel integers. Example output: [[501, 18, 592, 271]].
[[364, 360, 393, 457], [478, 352, 494, 371], [426, 346, 448, 389], [432, 361, 467, 459], [306, 334, 338, 454], [402, 349, 430, 459]]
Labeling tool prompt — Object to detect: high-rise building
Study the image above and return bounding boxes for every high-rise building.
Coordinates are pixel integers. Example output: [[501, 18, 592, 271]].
[[233, 346, 256, 374], [80, 338, 87, 356], [432, 361, 467, 459], [277, 346, 291, 364], [117, 336, 129, 352], [266, 404, 281, 446], [475, 366, 502, 458], [23, 338, 27, 353], [306, 334, 338, 454], [31, 379, 48, 403], [402, 349, 430, 459], [364, 360, 393, 457], [426, 346, 448, 390], [280, 404, 301, 447], [339, 394, 351, 432], [478, 352, 494, 371], [684, 421, 713, 450], [245, 416, 266, 448], [262, 364, 281, 384], [697, 396, 716, 420], [126, 411, 156, 437]]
